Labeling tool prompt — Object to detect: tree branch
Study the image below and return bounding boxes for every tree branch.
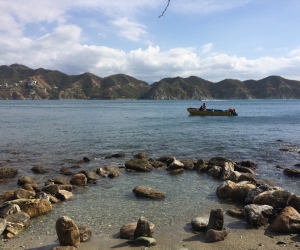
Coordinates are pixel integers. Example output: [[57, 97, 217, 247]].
[[158, 0, 170, 18]]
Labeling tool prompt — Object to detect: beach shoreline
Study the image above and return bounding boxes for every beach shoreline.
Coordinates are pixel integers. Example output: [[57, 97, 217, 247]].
[[1, 218, 299, 250]]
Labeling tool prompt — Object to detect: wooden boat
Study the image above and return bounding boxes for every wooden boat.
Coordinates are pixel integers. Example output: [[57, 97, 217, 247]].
[[187, 108, 238, 116]]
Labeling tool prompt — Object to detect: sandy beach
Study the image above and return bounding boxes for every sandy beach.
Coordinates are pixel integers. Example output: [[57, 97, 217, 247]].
[[1, 215, 299, 250]]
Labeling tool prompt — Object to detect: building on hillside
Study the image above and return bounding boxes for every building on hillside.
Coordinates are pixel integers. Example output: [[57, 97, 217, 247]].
[[27, 80, 37, 87]]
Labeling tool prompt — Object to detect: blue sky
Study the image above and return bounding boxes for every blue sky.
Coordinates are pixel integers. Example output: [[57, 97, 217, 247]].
[[1, 0, 300, 83]]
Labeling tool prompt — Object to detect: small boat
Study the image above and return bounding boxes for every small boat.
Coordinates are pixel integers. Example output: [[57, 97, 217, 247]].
[[187, 107, 238, 116]]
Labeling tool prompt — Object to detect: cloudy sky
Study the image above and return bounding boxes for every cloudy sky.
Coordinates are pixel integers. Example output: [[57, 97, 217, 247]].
[[1, 0, 300, 83]]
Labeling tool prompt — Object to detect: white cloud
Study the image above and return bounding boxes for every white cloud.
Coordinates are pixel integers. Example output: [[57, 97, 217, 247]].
[[111, 17, 147, 42], [201, 43, 213, 54]]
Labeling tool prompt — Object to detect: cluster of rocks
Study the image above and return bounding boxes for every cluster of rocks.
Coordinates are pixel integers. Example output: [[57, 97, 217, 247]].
[[1, 152, 300, 248]]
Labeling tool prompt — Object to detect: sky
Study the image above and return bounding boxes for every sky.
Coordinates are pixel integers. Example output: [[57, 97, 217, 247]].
[[0, 0, 300, 83]]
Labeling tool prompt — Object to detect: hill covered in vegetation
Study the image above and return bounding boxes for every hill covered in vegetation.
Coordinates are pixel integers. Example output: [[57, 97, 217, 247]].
[[1, 64, 300, 100]]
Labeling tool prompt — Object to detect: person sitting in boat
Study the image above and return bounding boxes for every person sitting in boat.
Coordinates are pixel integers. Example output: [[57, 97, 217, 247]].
[[201, 103, 206, 111]]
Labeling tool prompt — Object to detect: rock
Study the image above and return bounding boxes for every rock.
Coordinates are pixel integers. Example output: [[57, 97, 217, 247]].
[[134, 152, 148, 159], [194, 159, 207, 172], [42, 184, 60, 196], [284, 168, 300, 177], [3, 198, 31, 209], [229, 182, 256, 203], [156, 156, 174, 165], [238, 173, 256, 183], [105, 153, 125, 158], [133, 186, 165, 199], [96, 167, 109, 177], [207, 157, 231, 167], [270, 206, 300, 233], [0, 218, 6, 234], [134, 216, 152, 239], [234, 165, 254, 174], [244, 204, 273, 227], [149, 160, 166, 169], [169, 168, 184, 174], [83, 156, 91, 162], [191, 217, 208, 231], [206, 208, 224, 232], [52, 177, 71, 185], [220, 161, 234, 181], [31, 166, 50, 173], [205, 228, 230, 243], [168, 158, 184, 170], [56, 216, 80, 247], [253, 189, 292, 208], [181, 160, 195, 170], [125, 158, 153, 172], [22, 199, 52, 218], [60, 166, 75, 176], [287, 193, 300, 213], [70, 173, 87, 186], [239, 160, 258, 169], [108, 168, 120, 178], [14, 188, 36, 199], [35, 191, 50, 200], [0, 190, 15, 202], [5, 212, 30, 236], [49, 195, 61, 203], [207, 166, 222, 178], [134, 236, 157, 247], [216, 180, 236, 199], [229, 171, 241, 182], [17, 176, 35, 185], [23, 183, 35, 191], [245, 185, 271, 204], [79, 170, 99, 182], [0, 167, 18, 179], [0, 204, 21, 218], [227, 209, 245, 218], [57, 190, 74, 201], [78, 225, 92, 242], [120, 222, 155, 239]]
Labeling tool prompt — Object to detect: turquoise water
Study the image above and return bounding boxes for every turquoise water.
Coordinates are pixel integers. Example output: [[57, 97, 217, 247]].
[[0, 99, 300, 236]]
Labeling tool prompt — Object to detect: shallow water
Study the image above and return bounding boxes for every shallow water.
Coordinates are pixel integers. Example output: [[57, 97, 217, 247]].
[[1, 99, 300, 236]]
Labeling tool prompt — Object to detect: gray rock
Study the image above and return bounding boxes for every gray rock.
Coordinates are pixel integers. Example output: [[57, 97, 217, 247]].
[[191, 217, 208, 231], [133, 186, 165, 199], [207, 166, 222, 178], [168, 158, 184, 170], [125, 158, 153, 172], [57, 190, 74, 201], [244, 204, 273, 227]]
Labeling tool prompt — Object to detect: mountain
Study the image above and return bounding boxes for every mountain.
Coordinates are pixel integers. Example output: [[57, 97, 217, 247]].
[[1, 64, 300, 100], [0, 64, 150, 100]]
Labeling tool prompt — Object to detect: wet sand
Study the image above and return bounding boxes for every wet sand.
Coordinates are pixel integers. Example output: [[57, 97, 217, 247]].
[[1, 217, 299, 250]]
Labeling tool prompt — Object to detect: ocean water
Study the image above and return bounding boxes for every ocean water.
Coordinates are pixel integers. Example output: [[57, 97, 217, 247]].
[[1, 99, 300, 237]]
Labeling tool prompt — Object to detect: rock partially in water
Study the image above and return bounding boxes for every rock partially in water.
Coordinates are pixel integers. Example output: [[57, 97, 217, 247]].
[[244, 204, 273, 227], [0, 204, 20, 218], [283, 168, 300, 177], [0, 167, 18, 180], [14, 188, 36, 199], [31, 166, 50, 173], [78, 225, 92, 242], [134, 152, 148, 159], [22, 199, 52, 218], [0, 190, 15, 202], [253, 189, 292, 208], [125, 158, 153, 172], [17, 176, 35, 186], [229, 182, 256, 203], [133, 186, 165, 199], [70, 173, 87, 186], [168, 158, 184, 170], [57, 190, 74, 201]]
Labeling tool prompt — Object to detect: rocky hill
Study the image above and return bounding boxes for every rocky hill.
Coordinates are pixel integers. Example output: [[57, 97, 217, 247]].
[[1, 64, 300, 100]]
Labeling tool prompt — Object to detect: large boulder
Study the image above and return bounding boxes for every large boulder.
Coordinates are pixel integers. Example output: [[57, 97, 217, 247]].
[[0, 167, 18, 180], [133, 186, 165, 199], [244, 204, 273, 227], [270, 206, 300, 233], [125, 158, 153, 172], [245, 185, 272, 204], [253, 190, 292, 208], [21, 199, 52, 218], [56, 216, 80, 247]]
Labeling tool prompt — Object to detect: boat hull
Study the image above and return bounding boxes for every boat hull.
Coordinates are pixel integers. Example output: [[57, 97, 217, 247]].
[[187, 108, 237, 116]]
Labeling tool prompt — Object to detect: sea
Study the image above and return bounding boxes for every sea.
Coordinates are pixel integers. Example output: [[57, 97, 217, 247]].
[[0, 99, 300, 238]]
